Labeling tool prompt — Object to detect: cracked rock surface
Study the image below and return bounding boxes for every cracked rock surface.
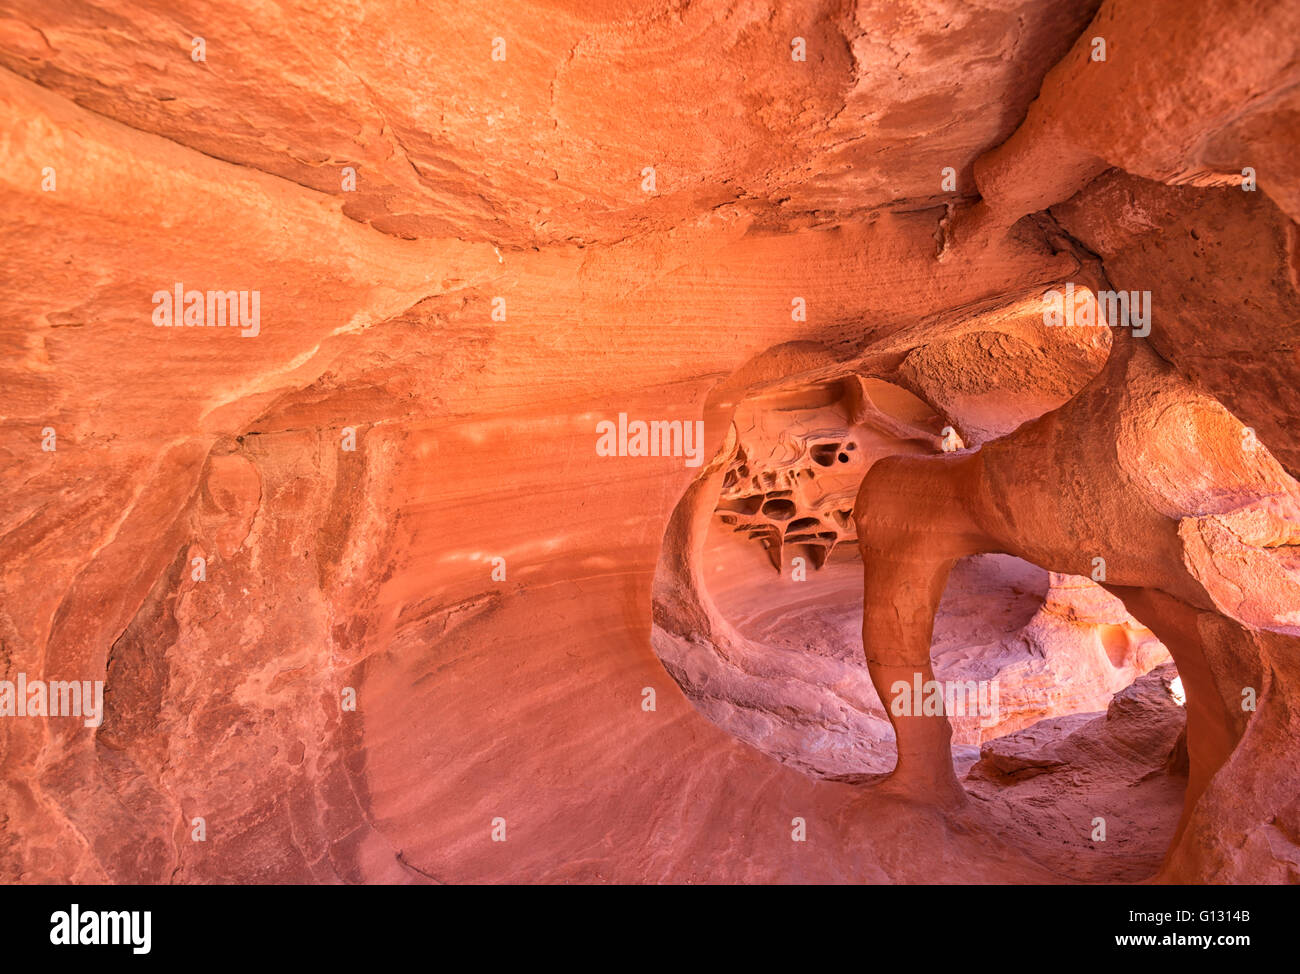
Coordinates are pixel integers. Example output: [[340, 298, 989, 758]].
[[1, 0, 1298, 884]]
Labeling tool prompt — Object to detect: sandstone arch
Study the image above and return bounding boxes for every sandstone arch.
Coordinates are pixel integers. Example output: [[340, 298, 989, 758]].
[[854, 326, 1300, 881]]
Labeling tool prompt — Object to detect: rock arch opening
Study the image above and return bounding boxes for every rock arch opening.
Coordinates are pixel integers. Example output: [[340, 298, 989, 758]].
[[648, 317, 1300, 881]]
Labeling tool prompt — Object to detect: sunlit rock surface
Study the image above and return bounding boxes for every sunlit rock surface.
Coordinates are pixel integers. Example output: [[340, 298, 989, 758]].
[[1, 0, 1297, 884]]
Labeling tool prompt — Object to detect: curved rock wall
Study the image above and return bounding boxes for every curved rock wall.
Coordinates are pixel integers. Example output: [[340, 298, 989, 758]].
[[1, 0, 1297, 884]]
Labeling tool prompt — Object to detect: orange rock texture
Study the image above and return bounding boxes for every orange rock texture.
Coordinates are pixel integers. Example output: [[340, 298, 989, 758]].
[[0, 0, 1297, 884]]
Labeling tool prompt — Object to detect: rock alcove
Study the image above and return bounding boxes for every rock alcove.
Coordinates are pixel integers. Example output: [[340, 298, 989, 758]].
[[3, 0, 1299, 885]]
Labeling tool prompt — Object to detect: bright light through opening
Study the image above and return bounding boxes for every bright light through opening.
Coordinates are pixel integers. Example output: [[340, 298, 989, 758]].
[[1168, 676, 1186, 707]]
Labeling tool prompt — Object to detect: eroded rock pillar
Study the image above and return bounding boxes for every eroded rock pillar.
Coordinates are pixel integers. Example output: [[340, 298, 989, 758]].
[[856, 455, 993, 806]]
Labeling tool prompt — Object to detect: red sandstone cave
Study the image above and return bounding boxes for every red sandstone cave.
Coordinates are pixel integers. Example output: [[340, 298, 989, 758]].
[[1, 0, 1298, 888]]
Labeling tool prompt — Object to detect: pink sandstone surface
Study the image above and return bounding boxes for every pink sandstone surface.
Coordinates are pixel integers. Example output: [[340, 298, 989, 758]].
[[0, 0, 1298, 884]]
